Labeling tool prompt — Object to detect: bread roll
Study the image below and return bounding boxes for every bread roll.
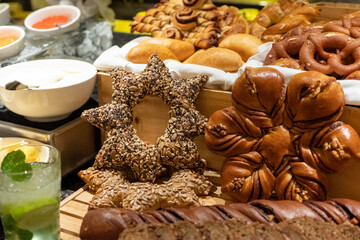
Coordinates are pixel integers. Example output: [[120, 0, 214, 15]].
[[126, 42, 178, 64], [219, 34, 263, 62], [183, 47, 244, 72], [143, 37, 195, 61]]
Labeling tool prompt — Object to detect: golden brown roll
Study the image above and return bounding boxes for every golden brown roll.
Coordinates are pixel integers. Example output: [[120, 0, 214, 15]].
[[275, 161, 328, 202], [205, 106, 262, 157], [284, 71, 345, 133], [126, 42, 179, 64], [345, 70, 360, 80], [183, 47, 244, 72], [300, 121, 360, 173], [271, 58, 303, 70], [232, 67, 287, 128], [218, 34, 263, 62], [221, 151, 275, 203], [143, 37, 195, 61]]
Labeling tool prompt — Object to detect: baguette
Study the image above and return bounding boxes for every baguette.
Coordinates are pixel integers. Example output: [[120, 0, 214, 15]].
[[126, 42, 179, 64], [143, 37, 195, 61]]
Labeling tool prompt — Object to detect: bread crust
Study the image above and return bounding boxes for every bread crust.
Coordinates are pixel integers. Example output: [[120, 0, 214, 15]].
[[219, 34, 263, 62], [126, 42, 179, 64], [184, 47, 244, 72], [143, 37, 195, 61]]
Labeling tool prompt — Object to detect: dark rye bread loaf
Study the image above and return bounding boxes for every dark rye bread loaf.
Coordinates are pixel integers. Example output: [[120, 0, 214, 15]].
[[80, 198, 360, 240], [118, 217, 360, 240]]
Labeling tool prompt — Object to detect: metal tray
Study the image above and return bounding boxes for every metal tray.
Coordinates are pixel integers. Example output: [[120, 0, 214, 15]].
[[0, 99, 100, 176]]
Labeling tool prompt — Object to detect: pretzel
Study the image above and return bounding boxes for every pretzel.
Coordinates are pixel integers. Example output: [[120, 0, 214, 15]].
[[280, 22, 325, 40], [299, 32, 360, 76], [261, 3, 320, 42], [345, 70, 360, 80], [264, 35, 306, 66], [323, 11, 360, 38], [271, 58, 303, 70]]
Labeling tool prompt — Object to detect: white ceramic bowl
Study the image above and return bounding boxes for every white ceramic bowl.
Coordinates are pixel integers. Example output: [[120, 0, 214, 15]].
[[0, 26, 25, 61], [0, 3, 10, 25], [24, 5, 81, 36], [0, 59, 96, 122]]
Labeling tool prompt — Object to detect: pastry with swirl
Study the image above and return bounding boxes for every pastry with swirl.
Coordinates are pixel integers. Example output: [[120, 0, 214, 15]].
[[130, 0, 248, 49], [205, 67, 360, 202]]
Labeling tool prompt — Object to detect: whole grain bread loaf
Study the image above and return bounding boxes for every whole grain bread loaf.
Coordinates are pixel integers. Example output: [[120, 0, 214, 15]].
[[118, 217, 360, 240], [80, 198, 360, 240]]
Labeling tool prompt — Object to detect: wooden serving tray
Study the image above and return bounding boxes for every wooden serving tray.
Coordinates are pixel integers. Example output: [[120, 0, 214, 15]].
[[59, 171, 227, 239], [97, 72, 360, 200]]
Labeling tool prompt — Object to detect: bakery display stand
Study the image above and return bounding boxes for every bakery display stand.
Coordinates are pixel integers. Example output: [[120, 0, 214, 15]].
[[59, 2, 360, 239]]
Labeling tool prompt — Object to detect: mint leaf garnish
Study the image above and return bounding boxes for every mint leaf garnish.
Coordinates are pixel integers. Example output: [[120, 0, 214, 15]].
[[2, 214, 33, 240], [1, 150, 32, 182], [17, 228, 34, 240]]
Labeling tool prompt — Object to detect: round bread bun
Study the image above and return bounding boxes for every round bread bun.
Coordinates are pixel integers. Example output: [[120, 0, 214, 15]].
[[219, 34, 263, 62], [126, 42, 179, 64], [143, 37, 195, 61], [183, 47, 244, 72]]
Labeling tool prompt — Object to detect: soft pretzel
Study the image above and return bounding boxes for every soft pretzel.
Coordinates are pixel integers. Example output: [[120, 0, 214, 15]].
[[249, 0, 308, 39], [271, 58, 303, 70], [264, 34, 306, 65], [323, 11, 360, 38], [299, 32, 360, 76], [345, 70, 360, 80], [261, 3, 320, 42], [217, 5, 249, 42]]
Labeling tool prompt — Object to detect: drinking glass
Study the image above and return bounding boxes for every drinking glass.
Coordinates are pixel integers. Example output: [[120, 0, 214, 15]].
[[0, 143, 61, 240]]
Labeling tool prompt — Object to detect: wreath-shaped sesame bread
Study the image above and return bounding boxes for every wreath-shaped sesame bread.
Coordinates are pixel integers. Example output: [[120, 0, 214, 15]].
[[79, 54, 215, 210]]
